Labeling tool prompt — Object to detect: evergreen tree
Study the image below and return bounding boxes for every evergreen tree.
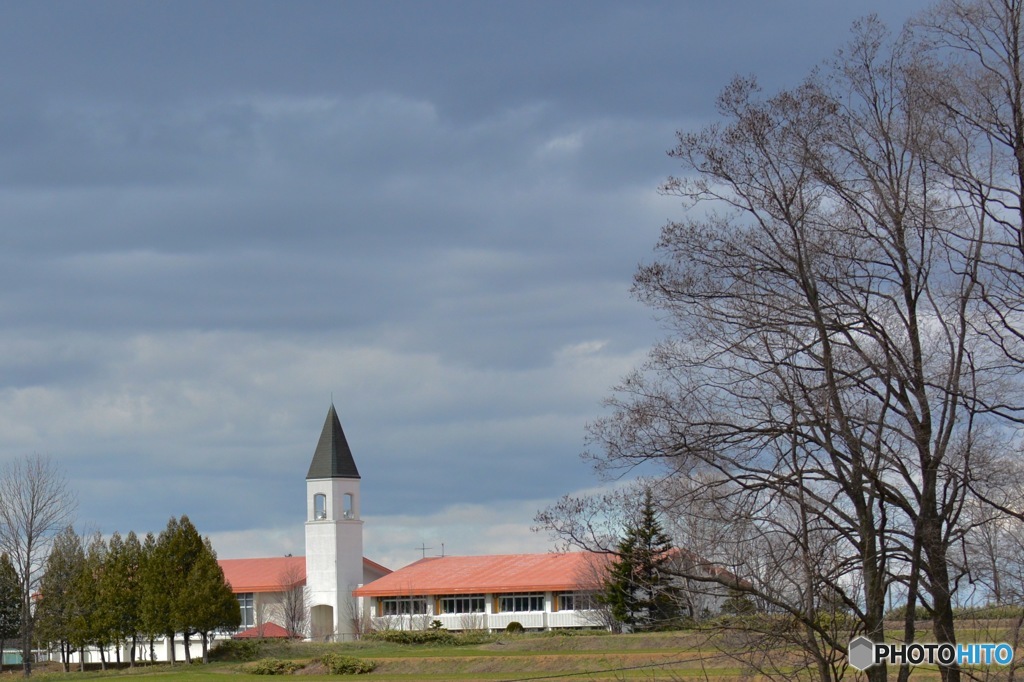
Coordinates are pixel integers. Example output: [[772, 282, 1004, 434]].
[[34, 527, 84, 672], [38, 517, 238, 667], [600, 489, 678, 630], [177, 539, 239, 663], [0, 554, 21, 670], [144, 519, 183, 664], [100, 532, 140, 665], [118, 532, 144, 666], [138, 532, 164, 663], [69, 534, 107, 670], [164, 516, 205, 663]]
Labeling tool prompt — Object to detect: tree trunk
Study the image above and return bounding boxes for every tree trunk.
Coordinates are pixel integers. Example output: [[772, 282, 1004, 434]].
[[20, 601, 30, 678], [201, 632, 208, 665]]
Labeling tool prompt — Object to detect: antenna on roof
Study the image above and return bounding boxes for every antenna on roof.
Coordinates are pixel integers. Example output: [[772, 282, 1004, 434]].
[[416, 542, 432, 559], [441, 543, 445, 557]]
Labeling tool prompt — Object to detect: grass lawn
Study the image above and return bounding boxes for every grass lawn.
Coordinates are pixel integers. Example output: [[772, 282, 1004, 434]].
[[8, 630, 1014, 681]]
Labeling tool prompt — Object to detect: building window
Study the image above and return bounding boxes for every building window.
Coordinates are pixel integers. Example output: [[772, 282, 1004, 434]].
[[314, 493, 327, 520], [343, 493, 355, 519], [440, 594, 485, 614], [557, 592, 596, 611], [237, 593, 254, 629], [381, 596, 428, 616], [498, 593, 545, 612]]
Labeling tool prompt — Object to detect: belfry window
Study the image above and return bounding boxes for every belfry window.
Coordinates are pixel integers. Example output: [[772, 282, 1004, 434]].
[[343, 493, 355, 519], [314, 493, 327, 520]]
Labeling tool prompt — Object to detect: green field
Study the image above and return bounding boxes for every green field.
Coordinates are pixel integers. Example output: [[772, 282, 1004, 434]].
[[13, 629, 1016, 682], [8, 633, 756, 682]]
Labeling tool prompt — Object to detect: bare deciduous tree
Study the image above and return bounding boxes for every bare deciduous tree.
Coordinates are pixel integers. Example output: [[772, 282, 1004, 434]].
[[278, 565, 308, 638], [0, 454, 76, 677], [541, 5, 1024, 681]]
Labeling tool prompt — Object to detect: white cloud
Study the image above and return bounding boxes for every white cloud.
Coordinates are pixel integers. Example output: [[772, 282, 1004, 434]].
[[206, 477, 635, 576], [0, 328, 647, 538], [206, 527, 305, 560]]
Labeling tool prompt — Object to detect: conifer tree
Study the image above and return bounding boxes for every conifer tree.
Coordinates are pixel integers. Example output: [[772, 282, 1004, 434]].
[[0, 554, 21, 670], [138, 532, 164, 663], [34, 527, 84, 672], [164, 516, 205, 663], [600, 489, 678, 630], [100, 532, 141, 665], [178, 539, 239, 663], [69, 534, 108, 670], [118, 532, 144, 666], [144, 519, 183, 664]]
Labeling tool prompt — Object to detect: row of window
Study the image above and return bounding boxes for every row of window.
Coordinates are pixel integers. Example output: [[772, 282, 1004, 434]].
[[379, 592, 596, 616], [500, 593, 544, 612], [381, 597, 428, 616], [442, 595, 485, 614], [242, 590, 600, 625]]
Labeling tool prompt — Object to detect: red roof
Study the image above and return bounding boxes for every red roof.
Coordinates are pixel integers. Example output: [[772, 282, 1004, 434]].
[[220, 557, 306, 593], [353, 553, 611, 597], [219, 556, 392, 593], [363, 556, 391, 576], [233, 622, 297, 639]]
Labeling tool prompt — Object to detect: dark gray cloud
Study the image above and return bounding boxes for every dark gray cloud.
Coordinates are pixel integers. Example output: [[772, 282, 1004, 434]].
[[0, 0, 934, 566]]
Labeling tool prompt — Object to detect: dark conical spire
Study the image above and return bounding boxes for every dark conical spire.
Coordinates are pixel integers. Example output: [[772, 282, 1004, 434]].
[[306, 404, 361, 480]]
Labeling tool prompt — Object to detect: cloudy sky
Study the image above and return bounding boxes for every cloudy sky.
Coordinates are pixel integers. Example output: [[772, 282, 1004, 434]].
[[0, 1, 933, 571]]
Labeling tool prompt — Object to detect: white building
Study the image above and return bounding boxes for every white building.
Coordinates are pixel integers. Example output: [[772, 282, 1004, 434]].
[[251, 405, 611, 636], [353, 552, 612, 632], [303, 403, 378, 639], [48, 404, 615, 666]]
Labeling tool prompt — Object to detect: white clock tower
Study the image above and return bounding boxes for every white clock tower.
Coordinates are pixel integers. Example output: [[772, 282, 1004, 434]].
[[304, 404, 363, 640]]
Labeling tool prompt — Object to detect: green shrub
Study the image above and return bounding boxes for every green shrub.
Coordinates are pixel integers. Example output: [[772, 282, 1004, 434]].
[[884, 604, 931, 621], [319, 653, 376, 675], [720, 591, 756, 616], [505, 621, 525, 634], [209, 638, 263, 662], [243, 657, 304, 675], [366, 629, 457, 645]]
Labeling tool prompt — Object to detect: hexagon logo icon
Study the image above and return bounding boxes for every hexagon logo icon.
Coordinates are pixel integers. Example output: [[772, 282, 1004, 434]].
[[849, 637, 875, 670]]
